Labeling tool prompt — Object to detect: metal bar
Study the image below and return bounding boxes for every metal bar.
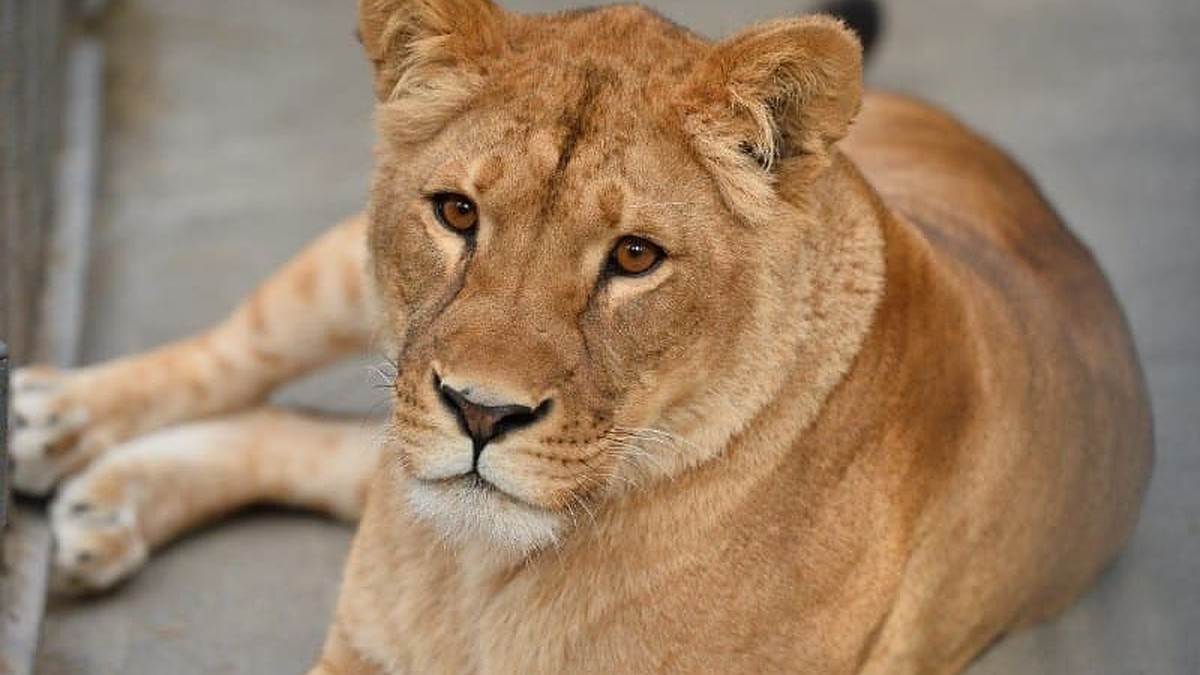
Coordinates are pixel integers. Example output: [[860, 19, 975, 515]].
[[1, 340, 8, 533], [0, 340, 47, 675], [42, 36, 103, 366], [0, 0, 65, 362]]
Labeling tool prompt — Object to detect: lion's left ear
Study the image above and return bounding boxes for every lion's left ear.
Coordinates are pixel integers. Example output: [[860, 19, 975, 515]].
[[358, 0, 505, 103], [682, 16, 863, 170]]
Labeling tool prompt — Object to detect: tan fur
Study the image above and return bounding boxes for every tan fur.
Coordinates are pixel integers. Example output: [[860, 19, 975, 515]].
[[322, 3, 1151, 673], [7, 2, 1151, 673]]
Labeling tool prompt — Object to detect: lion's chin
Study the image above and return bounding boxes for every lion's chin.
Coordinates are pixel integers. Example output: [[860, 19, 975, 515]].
[[405, 475, 565, 556]]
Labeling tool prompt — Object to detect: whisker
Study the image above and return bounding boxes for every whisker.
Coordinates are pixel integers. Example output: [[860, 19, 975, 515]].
[[629, 201, 699, 210], [570, 492, 598, 529], [604, 439, 672, 477]]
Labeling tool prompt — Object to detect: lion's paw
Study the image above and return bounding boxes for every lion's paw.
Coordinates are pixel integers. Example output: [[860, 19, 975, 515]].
[[8, 367, 101, 495], [48, 477, 148, 595]]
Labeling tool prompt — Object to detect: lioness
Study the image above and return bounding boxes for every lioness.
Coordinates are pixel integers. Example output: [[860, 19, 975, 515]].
[[8, 0, 1152, 672]]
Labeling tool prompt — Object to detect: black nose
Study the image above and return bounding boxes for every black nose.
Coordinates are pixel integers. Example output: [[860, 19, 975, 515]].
[[437, 380, 551, 455]]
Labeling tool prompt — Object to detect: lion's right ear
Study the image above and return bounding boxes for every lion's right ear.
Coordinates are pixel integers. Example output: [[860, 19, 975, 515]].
[[675, 16, 862, 222], [357, 0, 505, 103]]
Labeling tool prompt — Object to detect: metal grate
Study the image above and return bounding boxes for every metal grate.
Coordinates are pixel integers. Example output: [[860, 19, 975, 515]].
[[1, 5, 76, 670]]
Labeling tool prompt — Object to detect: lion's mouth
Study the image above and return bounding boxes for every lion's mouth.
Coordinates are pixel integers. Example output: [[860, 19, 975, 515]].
[[418, 470, 539, 510], [447, 471, 501, 495]]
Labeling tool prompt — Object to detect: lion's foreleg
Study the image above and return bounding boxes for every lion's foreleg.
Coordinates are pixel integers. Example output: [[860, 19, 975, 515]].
[[9, 213, 377, 493], [46, 406, 382, 593]]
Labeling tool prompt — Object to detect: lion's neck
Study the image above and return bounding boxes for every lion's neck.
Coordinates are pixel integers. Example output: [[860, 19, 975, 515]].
[[701, 152, 890, 490]]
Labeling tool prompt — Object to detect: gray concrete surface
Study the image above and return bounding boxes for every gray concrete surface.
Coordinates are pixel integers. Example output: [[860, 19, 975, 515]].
[[2, 505, 50, 675], [37, 0, 1199, 673]]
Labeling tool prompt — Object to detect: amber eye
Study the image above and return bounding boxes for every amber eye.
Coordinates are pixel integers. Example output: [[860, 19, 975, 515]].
[[609, 236, 666, 277], [432, 193, 479, 234]]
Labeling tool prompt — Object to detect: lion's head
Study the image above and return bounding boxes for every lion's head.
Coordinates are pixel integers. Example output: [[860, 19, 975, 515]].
[[359, 0, 867, 553]]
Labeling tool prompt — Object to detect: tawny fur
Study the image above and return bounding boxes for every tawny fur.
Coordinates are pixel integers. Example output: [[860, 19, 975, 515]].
[[7, 2, 1151, 674]]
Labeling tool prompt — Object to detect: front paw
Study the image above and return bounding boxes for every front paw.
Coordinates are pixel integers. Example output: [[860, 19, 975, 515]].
[[48, 476, 148, 595], [8, 367, 104, 495]]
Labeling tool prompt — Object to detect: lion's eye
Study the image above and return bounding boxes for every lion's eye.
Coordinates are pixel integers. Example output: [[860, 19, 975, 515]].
[[432, 193, 479, 234], [608, 236, 665, 277]]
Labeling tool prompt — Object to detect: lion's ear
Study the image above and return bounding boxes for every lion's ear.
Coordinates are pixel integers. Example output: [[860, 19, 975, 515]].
[[683, 16, 863, 170], [357, 0, 505, 102]]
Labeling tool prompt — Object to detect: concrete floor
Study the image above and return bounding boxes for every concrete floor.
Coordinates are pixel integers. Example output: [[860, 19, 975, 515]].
[[37, 0, 1199, 673]]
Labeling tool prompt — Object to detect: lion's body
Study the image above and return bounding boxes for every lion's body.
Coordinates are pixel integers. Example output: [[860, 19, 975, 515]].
[[843, 93, 1153, 670], [8, 3, 1151, 674], [315, 92, 1152, 674]]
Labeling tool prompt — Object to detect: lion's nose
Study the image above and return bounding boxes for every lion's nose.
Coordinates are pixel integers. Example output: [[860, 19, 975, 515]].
[[436, 379, 551, 455]]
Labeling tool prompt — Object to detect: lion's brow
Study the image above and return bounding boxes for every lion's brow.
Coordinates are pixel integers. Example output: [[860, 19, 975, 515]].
[[540, 64, 618, 218]]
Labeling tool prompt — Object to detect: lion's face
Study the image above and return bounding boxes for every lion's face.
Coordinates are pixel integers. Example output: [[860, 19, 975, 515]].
[[361, 1, 862, 553]]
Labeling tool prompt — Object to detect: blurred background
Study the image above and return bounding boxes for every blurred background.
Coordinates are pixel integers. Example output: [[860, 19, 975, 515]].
[[1, 0, 1196, 673]]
